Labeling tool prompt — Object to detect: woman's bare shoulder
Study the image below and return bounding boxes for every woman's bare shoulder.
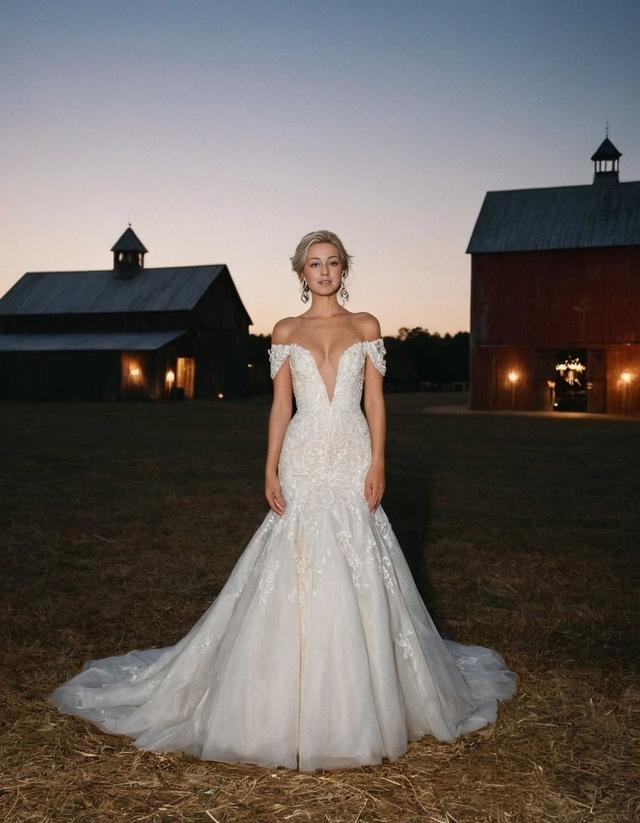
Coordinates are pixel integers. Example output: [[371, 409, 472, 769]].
[[353, 312, 382, 341], [270, 316, 301, 345]]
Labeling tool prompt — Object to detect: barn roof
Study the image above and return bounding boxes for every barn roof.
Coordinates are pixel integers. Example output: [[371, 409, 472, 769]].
[[111, 227, 148, 253], [591, 137, 622, 161], [0, 330, 187, 352], [466, 180, 640, 254], [0, 265, 252, 323]]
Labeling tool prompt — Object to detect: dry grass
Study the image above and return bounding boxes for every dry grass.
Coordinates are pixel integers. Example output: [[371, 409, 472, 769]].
[[1, 394, 638, 823]]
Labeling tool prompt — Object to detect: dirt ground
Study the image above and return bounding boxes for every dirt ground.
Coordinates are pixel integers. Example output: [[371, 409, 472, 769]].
[[1, 394, 638, 822]]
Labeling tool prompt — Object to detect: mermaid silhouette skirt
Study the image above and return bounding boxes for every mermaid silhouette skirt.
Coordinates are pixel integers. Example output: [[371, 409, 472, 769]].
[[51, 338, 517, 771]]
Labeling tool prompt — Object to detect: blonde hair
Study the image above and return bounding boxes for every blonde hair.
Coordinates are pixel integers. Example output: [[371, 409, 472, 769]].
[[290, 230, 353, 279]]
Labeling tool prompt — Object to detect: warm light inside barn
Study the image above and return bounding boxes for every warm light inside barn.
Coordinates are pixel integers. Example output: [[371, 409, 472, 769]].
[[555, 357, 586, 387], [507, 370, 519, 384], [165, 369, 175, 386], [129, 364, 141, 380], [620, 371, 633, 385]]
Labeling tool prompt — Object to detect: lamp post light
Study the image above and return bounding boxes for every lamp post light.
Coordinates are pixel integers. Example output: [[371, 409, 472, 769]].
[[165, 368, 175, 398], [507, 370, 519, 409], [619, 371, 633, 414]]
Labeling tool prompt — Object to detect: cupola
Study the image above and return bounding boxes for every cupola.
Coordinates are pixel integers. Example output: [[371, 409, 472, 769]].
[[591, 132, 621, 185], [111, 226, 148, 278]]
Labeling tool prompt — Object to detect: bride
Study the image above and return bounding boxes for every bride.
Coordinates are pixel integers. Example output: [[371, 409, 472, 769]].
[[51, 230, 517, 772]]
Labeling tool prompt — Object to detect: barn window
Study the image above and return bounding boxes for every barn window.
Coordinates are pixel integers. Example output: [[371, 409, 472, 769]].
[[176, 357, 196, 399]]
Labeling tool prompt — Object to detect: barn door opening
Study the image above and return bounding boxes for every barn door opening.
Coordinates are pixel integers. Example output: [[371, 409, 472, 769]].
[[586, 349, 606, 413], [535, 350, 557, 410], [176, 357, 196, 399], [553, 350, 588, 412]]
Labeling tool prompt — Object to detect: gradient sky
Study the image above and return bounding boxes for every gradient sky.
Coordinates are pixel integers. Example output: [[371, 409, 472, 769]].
[[2, 0, 639, 337]]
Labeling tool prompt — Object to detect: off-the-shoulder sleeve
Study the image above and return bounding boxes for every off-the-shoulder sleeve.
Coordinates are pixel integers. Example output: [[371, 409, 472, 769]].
[[363, 338, 386, 376], [268, 343, 291, 379]]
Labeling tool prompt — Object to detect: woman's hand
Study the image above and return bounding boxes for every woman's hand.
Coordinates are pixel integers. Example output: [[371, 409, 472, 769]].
[[265, 473, 286, 516], [364, 462, 385, 513]]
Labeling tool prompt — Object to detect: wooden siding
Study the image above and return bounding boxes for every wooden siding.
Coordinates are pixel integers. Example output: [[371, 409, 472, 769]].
[[471, 246, 640, 348], [605, 344, 640, 415], [470, 246, 640, 415]]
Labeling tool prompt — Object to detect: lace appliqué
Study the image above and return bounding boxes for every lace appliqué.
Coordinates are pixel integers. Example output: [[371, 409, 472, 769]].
[[269, 338, 385, 380], [396, 629, 419, 673], [284, 507, 327, 604], [337, 529, 369, 592], [258, 556, 281, 604], [268, 344, 291, 379], [363, 338, 387, 376]]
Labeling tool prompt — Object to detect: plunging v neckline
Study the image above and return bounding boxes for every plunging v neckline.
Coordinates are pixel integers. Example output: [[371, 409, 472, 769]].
[[290, 340, 364, 405]]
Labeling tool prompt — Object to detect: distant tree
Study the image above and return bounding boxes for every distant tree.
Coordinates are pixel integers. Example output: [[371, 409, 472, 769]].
[[389, 327, 469, 385]]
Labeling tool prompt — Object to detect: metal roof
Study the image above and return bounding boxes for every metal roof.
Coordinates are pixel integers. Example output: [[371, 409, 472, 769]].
[[0, 330, 187, 352], [0, 264, 238, 315], [591, 137, 622, 161], [111, 226, 148, 253], [466, 180, 640, 254]]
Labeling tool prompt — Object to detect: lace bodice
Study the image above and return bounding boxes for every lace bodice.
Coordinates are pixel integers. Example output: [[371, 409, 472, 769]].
[[268, 338, 386, 413]]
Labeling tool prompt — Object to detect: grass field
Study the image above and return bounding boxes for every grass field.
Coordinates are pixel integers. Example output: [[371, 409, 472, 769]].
[[1, 394, 638, 822]]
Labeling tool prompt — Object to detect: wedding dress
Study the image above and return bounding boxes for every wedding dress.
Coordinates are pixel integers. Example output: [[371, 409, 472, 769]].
[[51, 337, 517, 771]]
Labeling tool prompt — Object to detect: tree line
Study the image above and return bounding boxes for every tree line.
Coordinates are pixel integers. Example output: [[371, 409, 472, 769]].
[[385, 327, 469, 387]]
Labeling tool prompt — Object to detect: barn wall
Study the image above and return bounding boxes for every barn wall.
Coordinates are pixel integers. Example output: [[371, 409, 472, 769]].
[[470, 246, 640, 415], [191, 269, 250, 331], [191, 272, 252, 398], [189, 329, 250, 398], [605, 344, 640, 415], [472, 343, 640, 414], [471, 246, 640, 346], [0, 351, 121, 400], [470, 346, 536, 410]]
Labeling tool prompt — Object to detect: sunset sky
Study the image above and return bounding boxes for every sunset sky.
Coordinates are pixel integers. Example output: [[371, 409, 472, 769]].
[[2, 0, 639, 338]]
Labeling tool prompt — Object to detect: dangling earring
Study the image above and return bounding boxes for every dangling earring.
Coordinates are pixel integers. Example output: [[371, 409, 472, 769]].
[[301, 278, 310, 303], [339, 272, 349, 303]]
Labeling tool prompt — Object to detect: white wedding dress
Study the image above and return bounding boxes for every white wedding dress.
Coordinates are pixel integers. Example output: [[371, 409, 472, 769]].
[[51, 337, 517, 771]]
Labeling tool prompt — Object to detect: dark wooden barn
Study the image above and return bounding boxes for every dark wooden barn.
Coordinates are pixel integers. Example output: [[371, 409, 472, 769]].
[[0, 227, 253, 400], [466, 136, 640, 416]]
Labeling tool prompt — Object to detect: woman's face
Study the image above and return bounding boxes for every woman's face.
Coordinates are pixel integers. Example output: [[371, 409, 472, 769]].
[[302, 242, 343, 296]]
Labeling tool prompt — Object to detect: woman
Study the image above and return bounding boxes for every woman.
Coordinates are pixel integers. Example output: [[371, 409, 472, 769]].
[[51, 230, 517, 772]]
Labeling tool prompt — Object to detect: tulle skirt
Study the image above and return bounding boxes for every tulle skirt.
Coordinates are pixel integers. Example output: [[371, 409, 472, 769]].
[[51, 501, 517, 771]]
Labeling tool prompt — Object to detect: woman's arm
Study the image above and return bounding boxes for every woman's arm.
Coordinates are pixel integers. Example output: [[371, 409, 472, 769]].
[[361, 315, 386, 513], [264, 320, 294, 515]]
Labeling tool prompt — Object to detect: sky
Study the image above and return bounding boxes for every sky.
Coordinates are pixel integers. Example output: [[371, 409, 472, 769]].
[[1, 0, 639, 338]]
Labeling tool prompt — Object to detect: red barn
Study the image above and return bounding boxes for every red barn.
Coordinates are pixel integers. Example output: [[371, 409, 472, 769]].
[[466, 136, 640, 416]]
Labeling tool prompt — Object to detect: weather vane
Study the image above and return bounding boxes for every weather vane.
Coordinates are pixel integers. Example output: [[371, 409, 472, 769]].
[[605, 118, 610, 138]]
